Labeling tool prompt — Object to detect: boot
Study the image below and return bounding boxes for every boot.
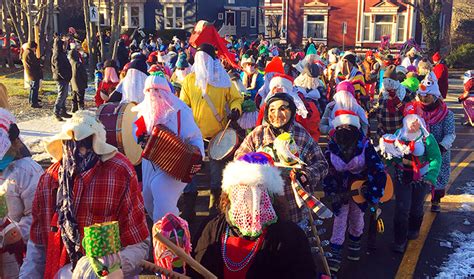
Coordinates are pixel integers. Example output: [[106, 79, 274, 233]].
[[180, 192, 197, 223], [79, 101, 85, 111], [71, 102, 79, 113], [347, 235, 361, 261], [60, 110, 72, 118], [54, 113, 64, 122], [209, 189, 221, 216], [327, 243, 342, 273]]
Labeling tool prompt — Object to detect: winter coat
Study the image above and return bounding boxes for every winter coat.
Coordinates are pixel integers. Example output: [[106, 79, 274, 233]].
[[433, 62, 449, 99], [22, 44, 43, 81], [180, 72, 243, 139], [51, 38, 72, 82], [68, 49, 88, 91], [192, 214, 317, 279]]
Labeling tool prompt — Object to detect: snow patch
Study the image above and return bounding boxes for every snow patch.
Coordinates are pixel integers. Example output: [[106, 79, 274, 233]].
[[464, 181, 474, 195], [436, 231, 474, 278]]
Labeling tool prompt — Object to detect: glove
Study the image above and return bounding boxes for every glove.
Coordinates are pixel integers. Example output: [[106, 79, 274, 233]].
[[438, 143, 447, 153], [291, 169, 310, 188], [229, 109, 240, 121]]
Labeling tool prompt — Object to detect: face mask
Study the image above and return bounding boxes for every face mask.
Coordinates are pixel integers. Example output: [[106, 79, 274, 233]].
[[0, 155, 15, 171], [245, 65, 255, 74]]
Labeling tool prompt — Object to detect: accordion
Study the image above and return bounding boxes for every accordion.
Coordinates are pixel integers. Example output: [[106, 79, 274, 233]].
[[142, 125, 202, 183]]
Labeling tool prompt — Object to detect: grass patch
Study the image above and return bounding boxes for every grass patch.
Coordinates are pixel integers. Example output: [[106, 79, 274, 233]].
[[0, 68, 57, 97]]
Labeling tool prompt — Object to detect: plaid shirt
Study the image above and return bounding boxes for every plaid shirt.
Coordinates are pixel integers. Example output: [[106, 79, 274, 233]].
[[30, 152, 149, 248], [234, 123, 329, 223], [373, 91, 415, 136]]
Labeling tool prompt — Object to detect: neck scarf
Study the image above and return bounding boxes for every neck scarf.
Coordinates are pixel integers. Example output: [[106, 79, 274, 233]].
[[420, 100, 448, 130], [57, 139, 100, 267]]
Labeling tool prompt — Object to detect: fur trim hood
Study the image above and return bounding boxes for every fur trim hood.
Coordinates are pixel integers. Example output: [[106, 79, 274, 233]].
[[222, 160, 284, 195]]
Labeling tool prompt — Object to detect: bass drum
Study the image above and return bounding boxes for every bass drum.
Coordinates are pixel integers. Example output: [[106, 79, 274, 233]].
[[97, 102, 142, 166]]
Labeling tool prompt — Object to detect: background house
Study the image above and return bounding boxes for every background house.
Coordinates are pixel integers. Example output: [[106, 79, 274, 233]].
[[262, 0, 453, 50]]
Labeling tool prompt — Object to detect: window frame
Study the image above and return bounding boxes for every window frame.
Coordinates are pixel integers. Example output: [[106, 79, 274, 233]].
[[241, 11, 248, 27], [250, 7, 257, 28], [130, 6, 140, 28], [164, 5, 184, 29]]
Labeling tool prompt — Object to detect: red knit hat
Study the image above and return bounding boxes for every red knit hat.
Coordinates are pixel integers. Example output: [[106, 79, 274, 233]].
[[432, 52, 441, 63], [265, 57, 285, 75], [332, 109, 360, 129]]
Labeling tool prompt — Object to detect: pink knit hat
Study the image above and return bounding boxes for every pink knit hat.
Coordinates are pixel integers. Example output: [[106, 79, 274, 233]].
[[336, 81, 355, 97]]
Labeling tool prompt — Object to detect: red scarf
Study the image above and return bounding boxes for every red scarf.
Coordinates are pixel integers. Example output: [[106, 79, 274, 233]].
[[420, 100, 448, 131]]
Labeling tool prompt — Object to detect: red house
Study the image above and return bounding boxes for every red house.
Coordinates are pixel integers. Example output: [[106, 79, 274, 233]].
[[261, 0, 453, 50]]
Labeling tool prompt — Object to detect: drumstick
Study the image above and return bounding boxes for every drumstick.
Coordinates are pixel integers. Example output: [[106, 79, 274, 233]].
[[140, 260, 191, 279], [217, 120, 232, 145], [154, 231, 218, 279]]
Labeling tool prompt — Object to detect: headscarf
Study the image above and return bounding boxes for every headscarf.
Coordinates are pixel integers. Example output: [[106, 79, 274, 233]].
[[222, 152, 284, 238], [132, 72, 178, 133], [57, 137, 100, 267], [265, 75, 308, 118], [192, 50, 231, 96]]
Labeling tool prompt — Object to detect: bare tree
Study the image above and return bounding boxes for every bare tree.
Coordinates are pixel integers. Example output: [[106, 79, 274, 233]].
[[401, 0, 444, 56]]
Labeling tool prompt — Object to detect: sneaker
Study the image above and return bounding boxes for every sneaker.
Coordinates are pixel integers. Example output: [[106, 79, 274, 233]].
[[54, 114, 64, 122], [31, 103, 42, 108], [431, 201, 441, 212], [60, 111, 72, 118], [392, 241, 407, 253], [407, 230, 420, 240], [347, 238, 361, 261]]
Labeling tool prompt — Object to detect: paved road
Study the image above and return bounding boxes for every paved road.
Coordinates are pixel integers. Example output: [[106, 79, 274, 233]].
[[188, 71, 474, 279]]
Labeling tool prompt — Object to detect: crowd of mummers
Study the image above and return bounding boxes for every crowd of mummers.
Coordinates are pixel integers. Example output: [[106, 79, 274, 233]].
[[4, 20, 474, 279]]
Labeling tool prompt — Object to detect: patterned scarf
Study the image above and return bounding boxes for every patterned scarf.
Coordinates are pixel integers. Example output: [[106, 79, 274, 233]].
[[57, 138, 99, 267], [420, 100, 448, 130]]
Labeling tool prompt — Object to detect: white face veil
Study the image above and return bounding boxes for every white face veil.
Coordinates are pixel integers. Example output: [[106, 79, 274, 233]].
[[116, 68, 148, 104], [131, 73, 179, 133], [191, 51, 231, 95]]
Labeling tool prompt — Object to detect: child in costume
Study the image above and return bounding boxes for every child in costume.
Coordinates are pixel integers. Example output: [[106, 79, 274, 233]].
[[415, 72, 455, 212], [380, 103, 442, 252], [322, 109, 386, 273], [458, 70, 474, 126]]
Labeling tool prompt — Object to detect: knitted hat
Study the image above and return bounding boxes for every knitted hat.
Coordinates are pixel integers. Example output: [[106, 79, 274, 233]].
[[365, 50, 374, 58], [383, 64, 398, 80], [432, 52, 441, 63], [175, 53, 189, 68], [269, 74, 294, 94], [147, 51, 158, 64], [0, 108, 17, 159], [45, 111, 117, 162], [406, 65, 417, 73], [417, 72, 441, 98], [304, 63, 320, 78], [265, 57, 285, 74], [332, 109, 361, 129], [336, 81, 355, 97]]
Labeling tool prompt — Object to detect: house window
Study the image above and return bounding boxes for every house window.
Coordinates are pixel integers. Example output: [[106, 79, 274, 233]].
[[165, 6, 184, 29], [374, 15, 392, 41], [99, 13, 105, 25], [363, 15, 370, 41], [250, 7, 257, 28], [307, 15, 325, 39], [397, 14, 405, 42], [228, 0, 235, 4], [241, 11, 247, 27], [130, 6, 140, 27]]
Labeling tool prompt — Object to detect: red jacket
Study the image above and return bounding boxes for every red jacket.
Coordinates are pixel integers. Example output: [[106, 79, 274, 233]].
[[256, 92, 321, 142], [95, 81, 119, 107], [433, 63, 449, 99]]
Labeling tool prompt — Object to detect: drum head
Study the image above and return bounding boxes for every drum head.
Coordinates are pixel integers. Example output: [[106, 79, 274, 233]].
[[209, 128, 238, 160], [120, 103, 143, 165]]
